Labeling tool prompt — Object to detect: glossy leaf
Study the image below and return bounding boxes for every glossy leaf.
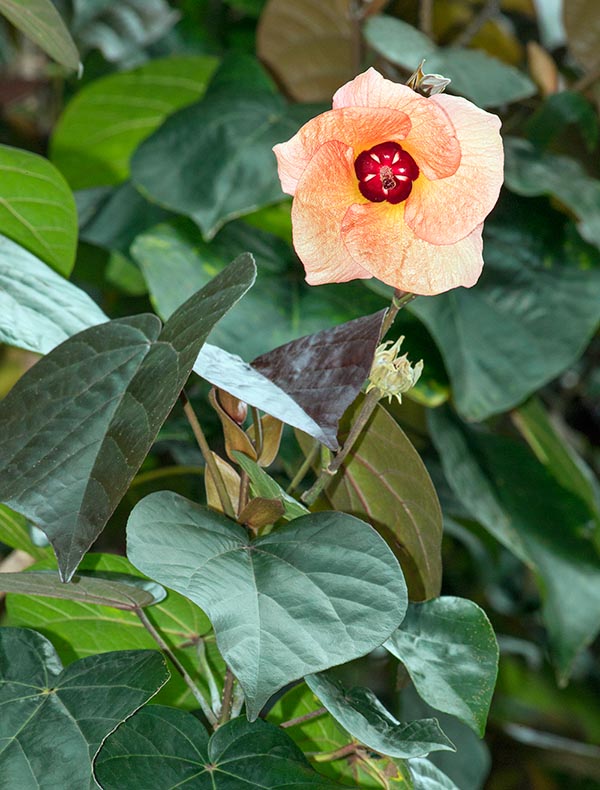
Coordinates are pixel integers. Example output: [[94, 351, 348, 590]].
[[0, 254, 256, 581], [429, 406, 600, 681], [94, 706, 345, 788], [411, 202, 600, 421], [306, 671, 454, 759], [0, 145, 77, 275], [301, 399, 443, 600], [385, 597, 498, 736], [0, 0, 79, 70], [232, 452, 309, 521], [409, 759, 460, 790], [0, 628, 168, 788], [127, 491, 407, 719], [131, 54, 323, 238], [0, 235, 107, 355], [5, 553, 214, 711], [51, 56, 217, 190], [0, 505, 51, 560]]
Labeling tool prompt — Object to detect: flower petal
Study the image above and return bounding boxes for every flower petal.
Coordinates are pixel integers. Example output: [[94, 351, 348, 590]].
[[332, 68, 461, 180], [341, 201, 484, 295], [274, 106, 411, 196], [292, 140, 371, 285], [403, 93, 503, 245]]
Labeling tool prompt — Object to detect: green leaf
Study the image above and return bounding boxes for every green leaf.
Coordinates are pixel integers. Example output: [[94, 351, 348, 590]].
[[364, 16, 535, 107], [504, 137, 600, 251], [0, 627, 168, 788], [411, 201, 600, 421], [526, 92, 599, 151], [94, 707, 346, 788], [429, 406, 600, 682], [0, 145, 78, 275], [0, 235, 107, 354], [51, 55, 217, 190], [131, 54, 323, 238], [232, 452, 309, 521], [127, 492, 407, 720], [409, 759, 460, 790], [0, 505, 51, 560], [0, 254, 256, 581], [306, 672, 454, 759], [385, 597, 498, 736], [5, 553, 214, 711], [0, 0, 79, 70], [0, 569, 165, 609], [301, 399, 443, 601]]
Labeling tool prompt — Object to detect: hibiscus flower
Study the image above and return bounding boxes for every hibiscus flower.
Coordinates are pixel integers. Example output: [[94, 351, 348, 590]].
[[273, 67, 504, 296]]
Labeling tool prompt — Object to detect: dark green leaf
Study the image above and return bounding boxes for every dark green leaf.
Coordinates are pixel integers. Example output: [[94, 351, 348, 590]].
[[411, 202, 600, 421], [306, 671, 454, 758], [127, 492, 407, 719], [429, 407, 600, 681], [0, 0, 79, 70], [526, 92, 599, 151], [0, 235, 107, 354], [51, 56, 217, 190], [0, 254, 256, 581], [0, 627, 168, 788], [385, 597, 498, 736], [131, 54, 323, 238], [232, 452, 309, 520], [94, 707, 346, 788]]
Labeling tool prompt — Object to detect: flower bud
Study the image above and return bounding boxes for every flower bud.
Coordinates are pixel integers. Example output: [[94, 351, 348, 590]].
[[406, 60, 451, 97], [366, 336, 424, 404]]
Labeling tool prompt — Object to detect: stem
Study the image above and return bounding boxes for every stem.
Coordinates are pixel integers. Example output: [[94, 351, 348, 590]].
[[312, 743, 358, 763], [135, 608, 218, 728], [230, 680, 245, 719], [453, 0, 500, 48], [219, 667, 235, 725], [380, 289, 416, 339], [250, 406, 264, 458], [196, 639, 222, 715], [287, 439, 320, 494], [131, 465, 204, 488], [419, 0, 434, 37], [281, 707, 327, 729], [238, 469, 250, 515], [180, 390, 236, 519]]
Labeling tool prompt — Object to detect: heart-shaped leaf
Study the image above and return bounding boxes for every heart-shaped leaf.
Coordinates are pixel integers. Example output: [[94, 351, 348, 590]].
[[127, 491, 407, 719], [0, 0, 79, 71], [0, 254, 256, 581], [0, 627, 168, 788], [94, 706, 346, 788], [306, 672, 454, 759], [0, 235, 108, 354], [385, 597, 498, 736]]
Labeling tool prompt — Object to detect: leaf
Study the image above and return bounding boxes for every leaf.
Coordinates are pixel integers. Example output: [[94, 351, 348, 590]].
[[5, 553, 214, 710], [504, 136, 600, 250], [232, 452, 309, 521], [409, 759, 460, 790], [564, 0, 600, 71], [364, 15, 535, 107], [131, 54, 324, 238], [0, 234, 108, 355], [127, 492, 407, 719], [301, 398, 443, 600], [525, 92, 599, 152], [94, 706, 345, 788], [257, 0, 354, 102], [51, 55, 218, 190], [428, 406, 600, 682], [0, 253, 256, 581], [0, 0, 79, 70], [0, 627, 168, 788], [411, 200, 600, 421], [385, 597, 498, 736], [0, 505, 51, 560], [306, 671, 454, 759], [0, 569, 165, 610], [0, 145, 78, 275], [251, 310, 386, 452]]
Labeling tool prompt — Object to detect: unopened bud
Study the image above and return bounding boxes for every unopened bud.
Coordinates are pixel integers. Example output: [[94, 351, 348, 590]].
[[217, 390, 248, 425], [367, 336, 424, 404], [407, 60, 451, 97]]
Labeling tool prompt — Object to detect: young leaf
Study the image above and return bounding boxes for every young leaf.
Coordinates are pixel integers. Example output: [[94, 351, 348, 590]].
[[94, 707, 345, 788], [0, 235, 107, 355], [385, 597, 499, 736], [306, 671, 455, 759], [51, 56, 218, 190], [0, 628, 168, 788], [0, 0, 79, 71], [0, 254, 256, 581], [127, 492, 407, 720], [232, 451, 309, 521]]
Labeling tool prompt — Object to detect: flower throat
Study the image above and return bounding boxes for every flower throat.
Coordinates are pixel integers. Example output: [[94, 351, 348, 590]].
[[354, 141, 419, 204]]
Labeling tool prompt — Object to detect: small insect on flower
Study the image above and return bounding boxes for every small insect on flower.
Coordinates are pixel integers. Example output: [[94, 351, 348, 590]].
[[367, 336, 424, 404], [273, 67, 504, 296]]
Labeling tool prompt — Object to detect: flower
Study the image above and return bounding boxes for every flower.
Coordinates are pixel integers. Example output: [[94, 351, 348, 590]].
[[273, 68, 503, 296], [366, 336, 424, 403]]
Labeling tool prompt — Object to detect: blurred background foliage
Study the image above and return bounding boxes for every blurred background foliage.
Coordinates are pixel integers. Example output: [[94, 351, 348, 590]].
[[0, 0, 600, 788]]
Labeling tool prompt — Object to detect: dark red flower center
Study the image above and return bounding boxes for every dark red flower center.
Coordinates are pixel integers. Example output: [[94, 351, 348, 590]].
[[354, 141, 419, 204]]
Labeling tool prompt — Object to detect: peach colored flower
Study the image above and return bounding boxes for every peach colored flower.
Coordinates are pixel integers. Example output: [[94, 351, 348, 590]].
[[273, 68, 504, 296]]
